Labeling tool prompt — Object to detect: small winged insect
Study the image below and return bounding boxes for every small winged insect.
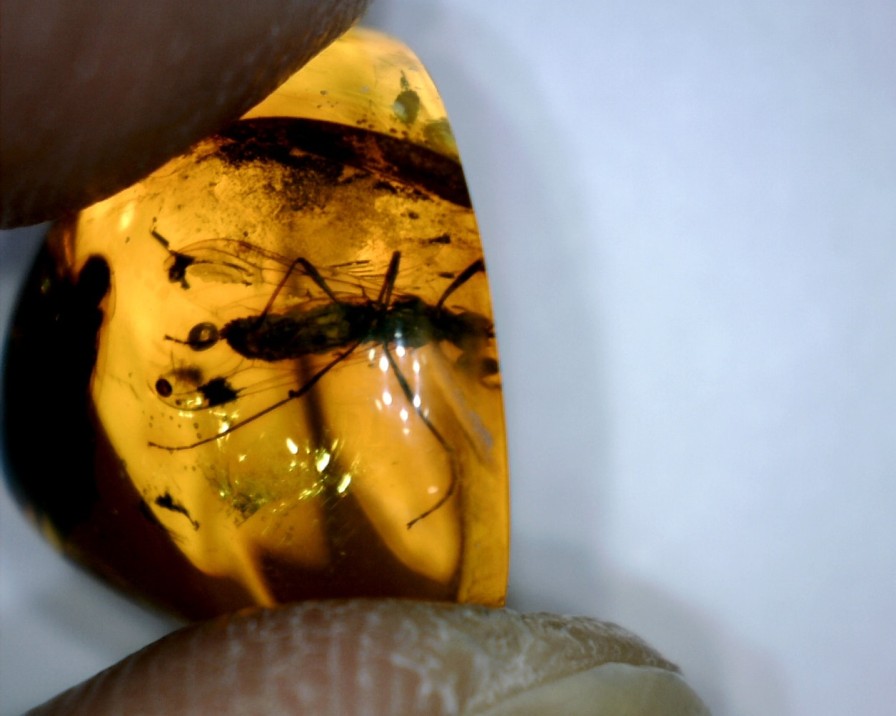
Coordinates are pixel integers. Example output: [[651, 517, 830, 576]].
[[149, 232, 498, 528]]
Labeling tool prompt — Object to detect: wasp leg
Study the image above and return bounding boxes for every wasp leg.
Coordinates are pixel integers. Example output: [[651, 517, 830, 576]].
[[376, 252, 402, 308], [254, 251, 361, 328], [267, 251, 402, 310], [291, 257, 342, 303], [384, 344, 459, 529], [435, 258, 485, 310], [149, 339, 364, 451], [291, 252, 401, 306], [253, 256, 312, 326]]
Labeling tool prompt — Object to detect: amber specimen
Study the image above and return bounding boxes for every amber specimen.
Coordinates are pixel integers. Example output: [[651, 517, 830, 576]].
[[2, 28, 508, 619]]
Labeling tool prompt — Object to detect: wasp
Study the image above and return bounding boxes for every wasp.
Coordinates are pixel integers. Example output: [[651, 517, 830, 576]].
[[149, 234, 498, 528]]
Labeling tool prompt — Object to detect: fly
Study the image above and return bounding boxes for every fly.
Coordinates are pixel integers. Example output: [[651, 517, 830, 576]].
[[150, 247, 496, 528]]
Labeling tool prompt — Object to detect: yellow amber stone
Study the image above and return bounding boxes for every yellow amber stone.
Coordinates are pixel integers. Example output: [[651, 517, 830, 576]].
[[3, 28, 508, 619]]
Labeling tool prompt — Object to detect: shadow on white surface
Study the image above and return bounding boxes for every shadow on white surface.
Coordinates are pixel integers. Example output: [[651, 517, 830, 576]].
[[508, 533, 791, 716], [3, 2, 896, 715]]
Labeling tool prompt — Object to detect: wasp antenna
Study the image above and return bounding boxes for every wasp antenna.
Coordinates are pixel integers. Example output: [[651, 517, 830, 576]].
[[150, 229, 171, 249]]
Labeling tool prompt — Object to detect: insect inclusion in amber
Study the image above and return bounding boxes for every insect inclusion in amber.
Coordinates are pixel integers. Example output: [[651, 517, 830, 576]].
[[2, 28, 509, 619]]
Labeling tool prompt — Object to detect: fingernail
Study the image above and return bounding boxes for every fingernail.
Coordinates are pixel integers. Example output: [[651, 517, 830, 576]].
[[31, 600, 708, 715]]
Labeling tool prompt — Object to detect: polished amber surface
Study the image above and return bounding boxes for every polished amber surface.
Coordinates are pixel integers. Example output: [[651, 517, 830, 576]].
[[3, 28, 508, 619]]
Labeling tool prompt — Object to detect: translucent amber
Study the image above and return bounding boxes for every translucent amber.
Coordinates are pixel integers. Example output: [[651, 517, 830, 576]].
[[3, 28, 508, 619]]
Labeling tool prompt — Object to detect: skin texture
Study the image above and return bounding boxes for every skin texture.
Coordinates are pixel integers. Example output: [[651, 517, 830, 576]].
[[0, 0, 368, 227], [29, 601, 708, 715], [2, 3, 709, 713]]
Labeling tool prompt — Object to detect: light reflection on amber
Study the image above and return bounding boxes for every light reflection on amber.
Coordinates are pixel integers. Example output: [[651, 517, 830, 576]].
[[315, 450, 331, 473], [117, 200, 135, 231]]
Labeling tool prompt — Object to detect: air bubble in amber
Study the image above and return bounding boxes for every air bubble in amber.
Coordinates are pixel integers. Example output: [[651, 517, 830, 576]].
[[2, 28, 508, 619]]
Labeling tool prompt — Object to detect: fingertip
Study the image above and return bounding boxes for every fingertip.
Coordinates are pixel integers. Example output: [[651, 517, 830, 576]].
[[30, 600, 709, 715], [0, 0, 369, 227]]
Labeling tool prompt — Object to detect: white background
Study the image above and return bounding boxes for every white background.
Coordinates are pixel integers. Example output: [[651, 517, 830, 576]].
[[2, 1, 895, 714]]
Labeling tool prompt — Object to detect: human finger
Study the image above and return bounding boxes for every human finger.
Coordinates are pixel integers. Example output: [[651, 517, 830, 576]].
[[30, 600, 709, 715], [0, 0, 369, 228]]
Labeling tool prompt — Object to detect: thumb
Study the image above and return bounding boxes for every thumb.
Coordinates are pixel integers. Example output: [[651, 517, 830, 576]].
[[31, 600, 709, 715], [0, 0, 369, 227]]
